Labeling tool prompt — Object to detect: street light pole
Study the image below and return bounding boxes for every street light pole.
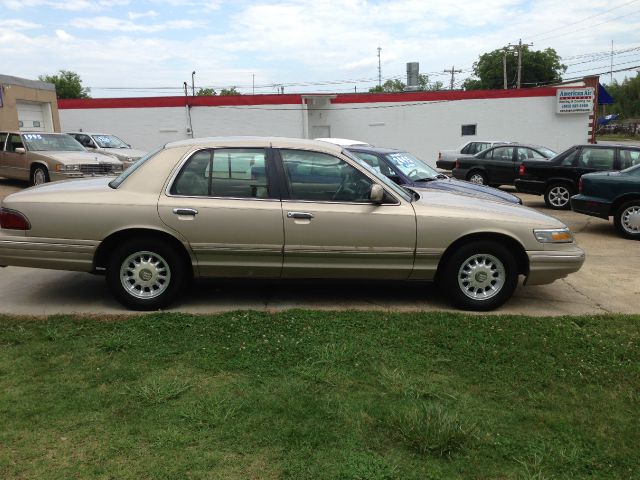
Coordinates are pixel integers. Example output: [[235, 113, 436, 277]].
[[191, 71, 196, 96]]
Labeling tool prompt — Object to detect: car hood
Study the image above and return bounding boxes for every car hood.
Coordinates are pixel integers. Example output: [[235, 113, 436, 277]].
[[99, 148, 147, 160], [412, 178, 521, 204], [412, 188, 565, 229], [34, 151, 123, 165]]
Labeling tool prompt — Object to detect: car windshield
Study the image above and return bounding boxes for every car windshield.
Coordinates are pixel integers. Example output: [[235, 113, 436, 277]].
[[22, 133, 85, 152], [93, 134, 129, 149], [342, 150, 412, 202], [384, 152, 439, 181], [109, 146, 163, 189]]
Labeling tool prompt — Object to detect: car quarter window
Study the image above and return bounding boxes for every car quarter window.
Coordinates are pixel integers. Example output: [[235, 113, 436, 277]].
[[281, 149, 373, 202], [0, 133, 7, 150], [620, 149, 640, 169], [460, 143, 472, 154], [577, 147, 614, 169], [170, 148, 270, 199]]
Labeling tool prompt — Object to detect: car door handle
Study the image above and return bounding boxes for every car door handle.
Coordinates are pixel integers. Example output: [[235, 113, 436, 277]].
[[172, 208, 198, 216], [287, 211, 314, 219]]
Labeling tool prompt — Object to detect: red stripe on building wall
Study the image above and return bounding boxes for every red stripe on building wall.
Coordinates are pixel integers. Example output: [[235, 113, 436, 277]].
[[58, 87, 560, 110]]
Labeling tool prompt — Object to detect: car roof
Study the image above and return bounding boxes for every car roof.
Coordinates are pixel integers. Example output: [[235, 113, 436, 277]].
[[345, 145, 405, 155], [164, 136, 344, 154], [2, 131, 70, 135], [315, 138, 372, 147], [67, 132, 120, 136]]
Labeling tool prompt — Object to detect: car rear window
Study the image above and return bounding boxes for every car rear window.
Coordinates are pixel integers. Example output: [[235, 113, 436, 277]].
[[109, 146, 163, 189]]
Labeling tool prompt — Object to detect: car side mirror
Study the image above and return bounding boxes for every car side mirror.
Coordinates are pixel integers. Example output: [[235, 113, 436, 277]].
[[15, 147, 26, 154], [370, 184, 384, 203]]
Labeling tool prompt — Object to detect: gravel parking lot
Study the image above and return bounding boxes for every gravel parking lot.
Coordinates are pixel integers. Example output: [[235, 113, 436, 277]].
[[0, 177, 637, 316]]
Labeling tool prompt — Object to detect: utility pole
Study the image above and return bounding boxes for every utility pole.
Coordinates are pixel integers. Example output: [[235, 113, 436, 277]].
[[503, 48, 508, 89], [610, 40, 614, 84], [507, 39, 533, 88], [191, 71, 196, 95], [377, 47, 382, 87], [444, 65, 462, 90]]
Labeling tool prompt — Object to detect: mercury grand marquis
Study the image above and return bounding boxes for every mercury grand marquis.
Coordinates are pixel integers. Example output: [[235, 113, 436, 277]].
[[0, 137, 585, 311]]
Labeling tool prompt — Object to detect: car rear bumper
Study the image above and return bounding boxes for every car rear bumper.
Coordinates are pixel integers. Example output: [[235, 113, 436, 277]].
[[525, 246, 586, 286], [514, 179, 545, 195], [570, 195, 611, 219], [436, 160, 456, 170], [0, 234, 97, 272]]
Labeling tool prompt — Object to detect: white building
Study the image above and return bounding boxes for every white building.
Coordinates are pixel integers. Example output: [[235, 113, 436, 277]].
[[58, 78, 599, 167]]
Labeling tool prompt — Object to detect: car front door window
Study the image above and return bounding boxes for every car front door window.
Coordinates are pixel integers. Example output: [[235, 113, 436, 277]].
[[281, 150, 373, 203]]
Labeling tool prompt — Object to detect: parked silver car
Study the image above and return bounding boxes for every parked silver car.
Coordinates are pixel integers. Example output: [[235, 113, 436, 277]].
[[0, 137, 585, 311], [68, 132, 146, 168], [0, 132, 123, 185]]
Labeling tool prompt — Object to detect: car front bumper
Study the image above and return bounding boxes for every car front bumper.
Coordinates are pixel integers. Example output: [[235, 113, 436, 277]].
[[525, 246, 586, 286], [570, 195, 611, 219], [514, 179, 545, 195]]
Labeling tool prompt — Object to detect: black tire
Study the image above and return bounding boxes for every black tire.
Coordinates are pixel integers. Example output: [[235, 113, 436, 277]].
[[544, 182, 574, 210], [442, 241, 519, 311], [30, 165, 50, 186], [106, 238, 187, 310], [614, 200, 640, 240], [466, 170, 487, 185]]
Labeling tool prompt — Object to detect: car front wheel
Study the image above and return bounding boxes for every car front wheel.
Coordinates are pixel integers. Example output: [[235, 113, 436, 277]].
[[443, 241, 519, 311], [614, 200, 640, 240], [31, 166, 50, 186], [544, 182, 573, 210], [106, 239, 187, 310]]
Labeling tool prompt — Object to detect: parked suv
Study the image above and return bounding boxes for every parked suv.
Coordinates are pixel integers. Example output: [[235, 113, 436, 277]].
[[451, 144, 556, 187], [515, 144, 640, 209]]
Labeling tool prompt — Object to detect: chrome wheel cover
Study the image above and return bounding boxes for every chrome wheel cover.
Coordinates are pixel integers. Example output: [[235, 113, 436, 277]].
[[458, 253, 505, 301], [120, 250, 171, 300], [33, 169, 47, 185], [469, 173, 485, 185], [548, 186, 570, 207], [621, 205, 640, 234]]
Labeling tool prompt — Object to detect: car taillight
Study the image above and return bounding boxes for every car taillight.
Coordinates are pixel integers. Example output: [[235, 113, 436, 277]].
[[455, 160, 460, 169], [0, 208, 31, 230], [519, 164, 526, 176], [579, 177, 583, 193]]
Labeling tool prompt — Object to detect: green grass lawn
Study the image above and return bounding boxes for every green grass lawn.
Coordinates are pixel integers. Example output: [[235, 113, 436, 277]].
[[596, 133, 640, 142], [1, 311, 638, 479]]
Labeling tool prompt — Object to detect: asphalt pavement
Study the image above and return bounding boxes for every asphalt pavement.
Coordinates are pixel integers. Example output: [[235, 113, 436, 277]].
[[0, 178, 638, 316]]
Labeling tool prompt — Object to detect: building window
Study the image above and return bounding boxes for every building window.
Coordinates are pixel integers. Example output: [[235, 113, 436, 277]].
[[18, 121, 23, 128], [461, 124, 477, 136], [33, 121, 41, 128]]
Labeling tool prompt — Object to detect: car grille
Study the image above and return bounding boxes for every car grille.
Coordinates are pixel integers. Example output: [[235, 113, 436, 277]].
[[79, 164, 119, 175]]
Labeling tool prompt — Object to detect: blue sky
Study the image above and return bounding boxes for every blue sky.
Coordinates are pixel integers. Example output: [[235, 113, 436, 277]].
[[1, 0, 639, 97]]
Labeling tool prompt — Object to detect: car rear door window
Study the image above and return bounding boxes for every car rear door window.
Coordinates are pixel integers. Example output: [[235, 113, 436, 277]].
[[578, 148, 614, 169], [6, 134, 24, 152], [491, 146, 514, 161], [171, 148, 270, 198], [620, 149, 640, 169], [281, 149, 372, 202]]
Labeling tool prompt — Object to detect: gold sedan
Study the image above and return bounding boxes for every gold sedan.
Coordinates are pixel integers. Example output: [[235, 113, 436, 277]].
[[0, 137, 585, 311]]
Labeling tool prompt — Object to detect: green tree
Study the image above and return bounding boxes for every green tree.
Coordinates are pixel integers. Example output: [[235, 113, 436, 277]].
[[463, 47, 566, 90], [38, 70, 90, 99], [606, 75, 640, 118], [220, 87, 240, 95], [369, 74, 444, 93], [196, 88, 217, 96]]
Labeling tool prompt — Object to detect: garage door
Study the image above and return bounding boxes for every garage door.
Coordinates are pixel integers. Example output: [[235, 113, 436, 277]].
[[17, 101, 49, 132]]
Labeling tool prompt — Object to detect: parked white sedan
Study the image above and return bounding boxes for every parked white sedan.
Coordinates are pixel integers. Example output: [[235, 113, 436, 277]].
[[0, 137, 585, 311]]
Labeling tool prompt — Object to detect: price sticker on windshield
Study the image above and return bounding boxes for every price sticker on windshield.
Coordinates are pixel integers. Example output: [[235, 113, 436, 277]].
[[389, 153, 416, 168], [24, 134, 43, 140]]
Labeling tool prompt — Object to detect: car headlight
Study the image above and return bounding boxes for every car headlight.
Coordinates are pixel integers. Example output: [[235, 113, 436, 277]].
[[56, 164, 81, 172], [534, 228, 573, 243]]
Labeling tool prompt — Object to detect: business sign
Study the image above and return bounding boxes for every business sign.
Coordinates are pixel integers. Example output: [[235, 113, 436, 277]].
[[556, 87, 594, 114]]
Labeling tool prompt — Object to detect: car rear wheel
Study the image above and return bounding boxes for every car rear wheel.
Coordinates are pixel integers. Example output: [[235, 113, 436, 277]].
[[544, 182, 573, 210], [467, 171, 487, 185], [443, 241, 519, 311], [614, 200, 640, 240], [106, 238, 187, 310], [30, 166, 50, 186]]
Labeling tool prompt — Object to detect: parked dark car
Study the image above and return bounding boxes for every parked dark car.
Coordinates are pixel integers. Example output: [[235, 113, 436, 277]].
[[451, 144, 556, 187], [515, 144, 640, 210], [347, 146, 523, 204], [571, 163, 640, 239]]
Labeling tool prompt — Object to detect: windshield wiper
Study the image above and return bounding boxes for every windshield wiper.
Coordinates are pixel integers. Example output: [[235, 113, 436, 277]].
[[413, 177, 437, 182]]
